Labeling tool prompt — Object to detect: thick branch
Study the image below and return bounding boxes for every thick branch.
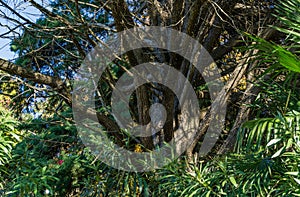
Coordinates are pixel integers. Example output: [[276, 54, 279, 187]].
[[217, 80, 260, 154], [0, 58, 126, 145], [186, 51, 254, 161], [0, 58, 71, 104]]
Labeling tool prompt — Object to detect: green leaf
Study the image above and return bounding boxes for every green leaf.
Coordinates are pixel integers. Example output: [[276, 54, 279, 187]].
[[266, 138, 281, 147], [285, 172, 299, 176], [275, 46, 300, 73], [229, 176, 238, 188], [205, 191, 211, 197], [287, 138, 294, 149], [294, 178, 300, 185], [271, 146, 285, 158]]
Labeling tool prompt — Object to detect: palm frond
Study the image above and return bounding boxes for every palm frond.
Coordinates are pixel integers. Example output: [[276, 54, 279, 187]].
[[236, 110, 300, 154], [274, 0, 300, 43]]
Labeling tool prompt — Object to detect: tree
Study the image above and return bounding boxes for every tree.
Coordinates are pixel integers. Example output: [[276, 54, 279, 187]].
[[0, 0, 281, 162], [0, 0, 299, 195]]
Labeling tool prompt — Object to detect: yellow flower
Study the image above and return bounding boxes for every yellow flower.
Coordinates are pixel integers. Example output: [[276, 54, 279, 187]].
[[134, 144, 143, 153]]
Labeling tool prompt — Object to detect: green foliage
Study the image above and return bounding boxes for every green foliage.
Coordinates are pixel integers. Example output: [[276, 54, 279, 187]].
[[233, 110, 300, 195], [156, 149, 300, 196], [237, 110, 300, 153], [273, 0, 300, 44], [0, 106, 21, 190], [156, 1, 300, 196], [245, 0, 299, 73], [1, 0, 299, 196], [0, 107, 150, 196], [246, 33, 300, 73], [4, 108, 80, 196], [8, 0, 111, 115]]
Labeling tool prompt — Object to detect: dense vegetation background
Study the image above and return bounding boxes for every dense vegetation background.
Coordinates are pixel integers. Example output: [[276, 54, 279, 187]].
[[0, 0, 299, 196]]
